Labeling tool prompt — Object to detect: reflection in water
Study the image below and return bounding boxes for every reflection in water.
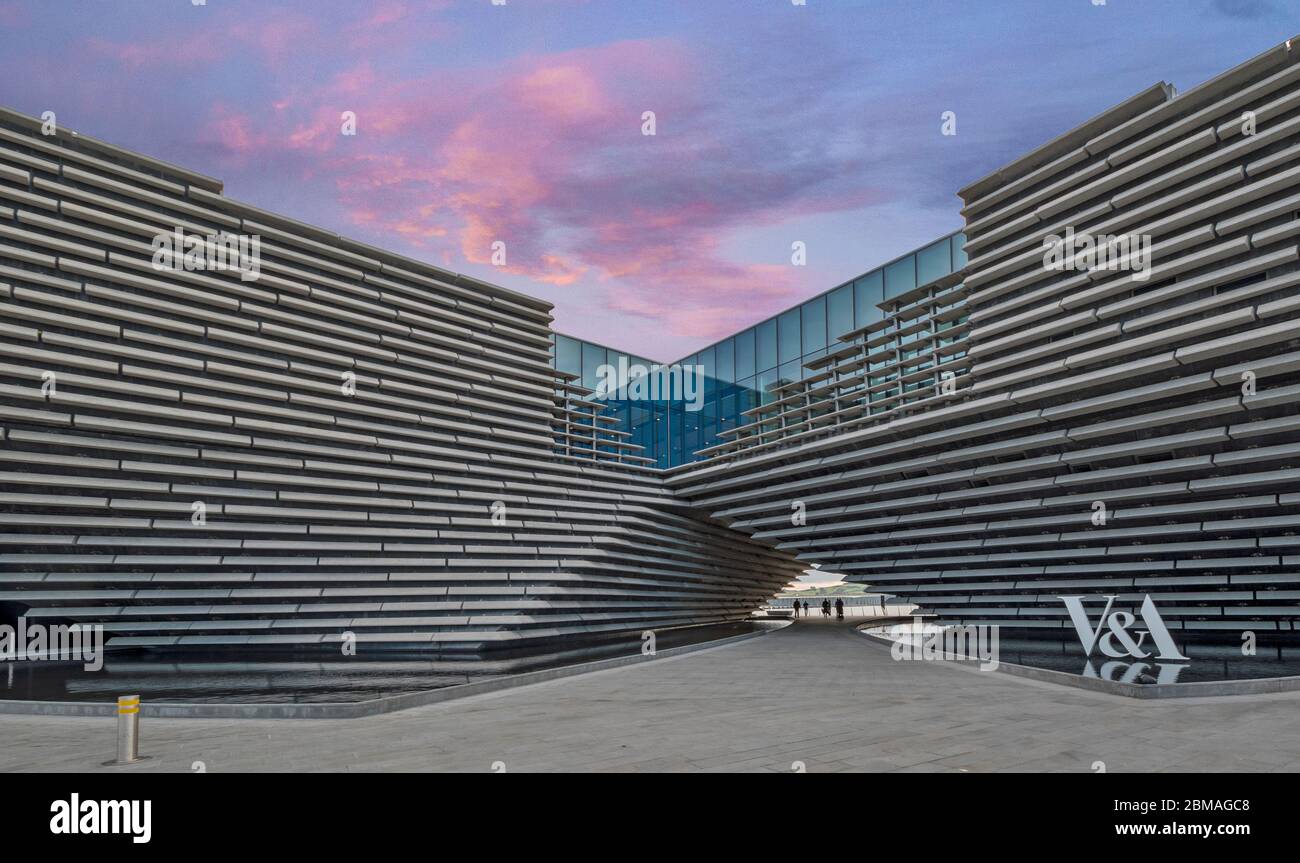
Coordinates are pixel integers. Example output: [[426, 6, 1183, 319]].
[[864, 624, 1300, 684], [1083, 661, 1187, 685], [998, 636, 1300, 683], [0, 622, 768, 704]]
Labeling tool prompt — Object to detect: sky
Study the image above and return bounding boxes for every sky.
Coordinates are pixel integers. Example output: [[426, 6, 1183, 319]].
[[0, 0, 1294, 360]]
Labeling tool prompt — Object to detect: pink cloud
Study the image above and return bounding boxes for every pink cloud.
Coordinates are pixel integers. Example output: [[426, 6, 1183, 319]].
[[82, 7, 320, 72], [228, 12, 318, 69], [206, 104, 262, 155], [104, 27, 885, 355], [511, 64, 612, 121], [343, 0, 456, 53], [361, 0, 413, 27]]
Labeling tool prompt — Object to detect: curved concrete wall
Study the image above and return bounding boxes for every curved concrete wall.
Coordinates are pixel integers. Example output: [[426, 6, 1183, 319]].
[[667, 40, 1300, 638], [6, 37, 1300, 652], [0, 107, 803, 653]]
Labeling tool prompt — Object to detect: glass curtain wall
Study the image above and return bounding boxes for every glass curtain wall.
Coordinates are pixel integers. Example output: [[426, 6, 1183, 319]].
[[551, 232, 965, 468]]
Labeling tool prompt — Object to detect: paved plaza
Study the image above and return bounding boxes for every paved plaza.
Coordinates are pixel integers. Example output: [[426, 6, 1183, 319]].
[[3, 618, 1299, 772]]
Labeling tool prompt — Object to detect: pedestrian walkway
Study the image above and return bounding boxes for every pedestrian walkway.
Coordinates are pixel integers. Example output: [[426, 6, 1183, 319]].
[[3, 617, 1298, 772]]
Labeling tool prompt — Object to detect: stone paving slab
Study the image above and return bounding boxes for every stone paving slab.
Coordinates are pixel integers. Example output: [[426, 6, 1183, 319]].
[[1, 618, 1298, 773]]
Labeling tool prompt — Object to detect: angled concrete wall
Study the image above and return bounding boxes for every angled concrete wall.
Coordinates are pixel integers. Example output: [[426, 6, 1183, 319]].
[[667, 39, 1300, 638], [0, 107, 803, 653], [7, 36, 1300, 653]]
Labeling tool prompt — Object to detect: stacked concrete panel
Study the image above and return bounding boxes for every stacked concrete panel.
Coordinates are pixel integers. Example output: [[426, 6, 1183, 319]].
[[668, 38, 1300, 638], [7, 36, 1300, 653], [0, 107, 803, 653]]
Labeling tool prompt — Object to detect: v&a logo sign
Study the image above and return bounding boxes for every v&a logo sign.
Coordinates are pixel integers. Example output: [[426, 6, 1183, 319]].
[[1058, 594, 1188, 661]]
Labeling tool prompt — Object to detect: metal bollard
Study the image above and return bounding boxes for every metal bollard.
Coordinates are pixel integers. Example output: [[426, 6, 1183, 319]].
[[108, 694, 144, 765]]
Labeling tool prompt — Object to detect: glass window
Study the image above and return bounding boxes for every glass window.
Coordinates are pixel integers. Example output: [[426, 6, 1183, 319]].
[[674, 355, 694, 406], [778, 308, 801, 364], [554, 334, 582, 376], [778, 359, 802, 385], [703, 395, 718, 422], [801, 297, 827, 354], [629, 407, 649, 457], [581, 342, 607, 391], [756, 319, 778, 372], [669, 405, 684, 464], [827, 285, 853, 342], [854, 271, 884, 328], [698, 345, 714, 381], [685, 425, 701, 454], [884, 255, 916, 299], [735, 329, 755, 379], [953, 233, 968, 269], [758, 367, 779, 405], [655, 404, 670, 467], [715, 338, 734, 383], [917, 238, 952, 286], [686, 410, 702, 455], [630, 404, 651, 441], [737, 376, 759, 415]]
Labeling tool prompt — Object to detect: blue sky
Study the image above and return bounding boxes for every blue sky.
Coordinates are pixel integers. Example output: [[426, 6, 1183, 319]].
[[0, 0, 1294, 358]]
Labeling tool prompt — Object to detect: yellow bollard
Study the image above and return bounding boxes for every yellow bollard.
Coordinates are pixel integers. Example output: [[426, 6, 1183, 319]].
[[106, 694, 144, 765]]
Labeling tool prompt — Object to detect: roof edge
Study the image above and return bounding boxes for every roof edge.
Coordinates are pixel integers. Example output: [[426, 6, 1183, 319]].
[[960, 35, 1300, 204], [0, 105, 555, 315]]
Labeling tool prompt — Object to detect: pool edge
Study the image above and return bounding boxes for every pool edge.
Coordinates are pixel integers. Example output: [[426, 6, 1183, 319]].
[[0, 619, 791, 719]]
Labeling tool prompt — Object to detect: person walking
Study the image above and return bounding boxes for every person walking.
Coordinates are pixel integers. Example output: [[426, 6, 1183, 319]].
[[790, 599, 799, 618], [822, 598, 831, 618], [834, 597, 845, 621], [802, 600, 810, 617]]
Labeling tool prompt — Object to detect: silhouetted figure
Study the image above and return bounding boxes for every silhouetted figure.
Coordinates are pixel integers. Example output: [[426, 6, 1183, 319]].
[[834, 598, 845, 620], [802, 601, 810, 617], [791, 600, 799, 618], [822, 599, 831, 618]]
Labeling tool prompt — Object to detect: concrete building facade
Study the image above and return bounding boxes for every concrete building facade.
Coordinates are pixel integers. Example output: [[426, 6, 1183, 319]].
[[668, 38, 1300, 639], [3, 38, 1300, 651], [0, 106, 803, 652]]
